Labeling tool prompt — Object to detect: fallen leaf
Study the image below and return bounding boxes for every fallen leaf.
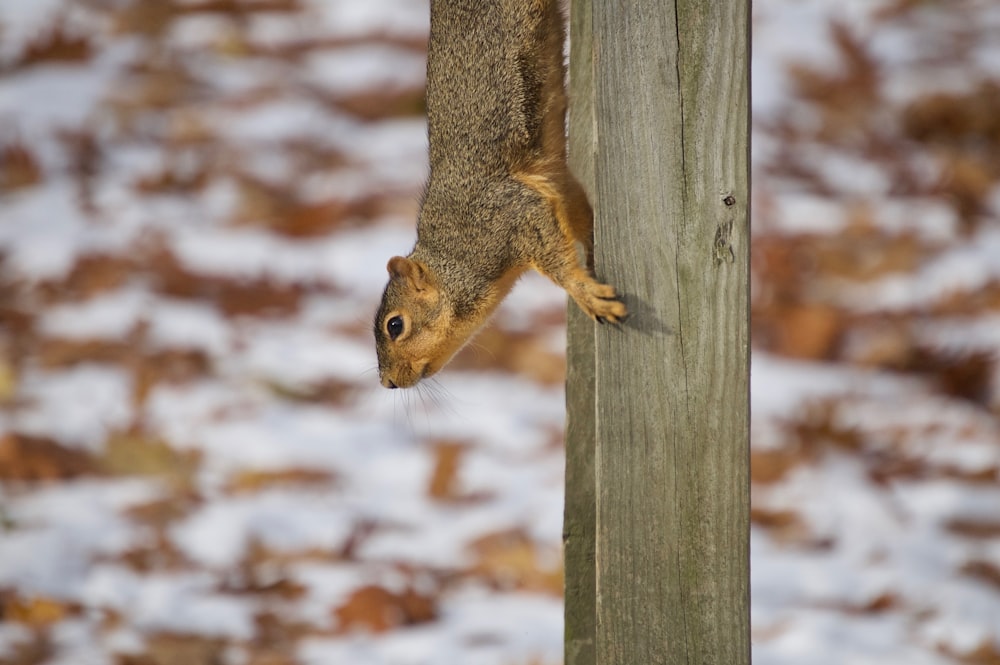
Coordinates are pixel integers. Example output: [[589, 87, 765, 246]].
[[98, 433, 200, 488], [0, 141, 42, 192], [0, 433, 97, 481], [130, 633, 226, 665], [468, 530, 563, 595], [427, 441, 465, 502], [961, 560, 1000, 591], [0, 592, 78, 626], [227, 468, 336, 494], [334, 585, 437, 633]]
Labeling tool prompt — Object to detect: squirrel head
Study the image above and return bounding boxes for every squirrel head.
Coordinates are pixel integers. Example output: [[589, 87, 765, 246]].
[[374, 256, 467, 389]]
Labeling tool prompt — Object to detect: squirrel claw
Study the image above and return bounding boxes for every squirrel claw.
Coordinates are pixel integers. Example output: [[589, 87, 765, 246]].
[[565, 275, 627, 324], [577, 285, 627, 324]]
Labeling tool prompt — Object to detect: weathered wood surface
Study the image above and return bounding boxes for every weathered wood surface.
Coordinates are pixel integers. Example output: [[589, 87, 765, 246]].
[[563, 1, 596, 663], [567, 0, 751, 663]]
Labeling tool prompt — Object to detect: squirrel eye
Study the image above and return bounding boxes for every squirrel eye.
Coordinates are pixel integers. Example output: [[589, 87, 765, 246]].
[[386, 315, 404, 340]]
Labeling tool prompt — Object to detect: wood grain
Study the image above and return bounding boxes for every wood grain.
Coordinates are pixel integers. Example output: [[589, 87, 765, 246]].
[[564, 1, 596, 664], [589, 0, 750, 662]]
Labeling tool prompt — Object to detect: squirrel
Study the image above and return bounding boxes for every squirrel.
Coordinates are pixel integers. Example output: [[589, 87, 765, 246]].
[[374, 0, 626, 389]]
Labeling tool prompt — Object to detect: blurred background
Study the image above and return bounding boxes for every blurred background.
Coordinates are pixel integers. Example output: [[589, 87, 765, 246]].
[[0, 0, 998, 664]]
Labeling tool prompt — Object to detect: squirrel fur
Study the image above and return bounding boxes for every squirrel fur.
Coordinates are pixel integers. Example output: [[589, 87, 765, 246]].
[[374, 0, 626, 389]]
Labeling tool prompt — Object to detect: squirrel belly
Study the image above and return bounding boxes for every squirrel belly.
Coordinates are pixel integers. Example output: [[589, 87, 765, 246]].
[[374, 0, 626, 390]]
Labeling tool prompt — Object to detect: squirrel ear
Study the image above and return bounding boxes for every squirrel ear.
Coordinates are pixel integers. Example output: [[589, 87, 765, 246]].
[[387, 256, 410, 279], [387, 256, 431, 292]]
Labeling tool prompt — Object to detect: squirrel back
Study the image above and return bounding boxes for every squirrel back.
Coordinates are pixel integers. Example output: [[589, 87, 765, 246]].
[[375, 0, 625, 389], [425, 0, 566, 178]]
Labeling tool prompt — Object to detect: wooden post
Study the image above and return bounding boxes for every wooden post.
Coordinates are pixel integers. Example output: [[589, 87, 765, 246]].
[[566, 0, 750, 663], [563, 1, 597, 663]]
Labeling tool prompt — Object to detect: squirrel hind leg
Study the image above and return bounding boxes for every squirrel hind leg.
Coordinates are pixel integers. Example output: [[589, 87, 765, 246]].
[[562, 174, 596, 270], [534, 248, 627, 324], [516, 173, 626, 323]]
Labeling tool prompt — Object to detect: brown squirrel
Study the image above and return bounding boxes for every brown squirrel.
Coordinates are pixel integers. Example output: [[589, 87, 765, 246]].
[[374, 0, 625, 389]]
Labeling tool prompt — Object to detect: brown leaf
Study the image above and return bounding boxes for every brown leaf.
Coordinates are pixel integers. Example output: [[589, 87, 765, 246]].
[[98, 433, 200, 488], [751, 447, 810, 485], [945, 518, 1000, 540], [751, 510, 835, 550], [227, 468, 336, 494], [787, 20, 881, 140], [750, 507, 805, 532], [338, 519, 378, 561], [903, 83, 1000, 155], [125, 492, 201, 528], [0, 141, 42, 192], [935, 280, 1000, 316], [230, 173, 384, 237], [772, 304, 843, 360], [175, 0, 301, 17], [265, 378, 355, 406], [334, 585, 437, 633], [134, 163, 209, 195], [36, 337, 132, 370], [939, 155, 994, 223], [0, 433, 97, 481], [11, 22, 91, 68], [0, 356, 16, 403], [243, 653, 299, 665], [0, 592, 79, 626], [143, 242, 304, 317], [856, 592, 898, 614], [900, 82, 1000, 227], [112, 1, 177, 38], [468, 530, 563, 595], [826, 591, 899, 615], [905, 347, 994, 407], [111, 532, 194, 573], [427, 441, 465, 502], [276, 197, 382, 238], [451, 326, 566, 385], [40, 254, 133, 302], [130, 633, 226, 665], [335, 87, 426, 121], [945, 640, 1000, 665], [792, 400, 864, 452], [132, 348, 212, 405], [961, 560, 1000, 591]]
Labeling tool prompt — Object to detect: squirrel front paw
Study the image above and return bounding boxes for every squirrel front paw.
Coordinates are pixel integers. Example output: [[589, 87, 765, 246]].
[[573, 279, 627, 324]]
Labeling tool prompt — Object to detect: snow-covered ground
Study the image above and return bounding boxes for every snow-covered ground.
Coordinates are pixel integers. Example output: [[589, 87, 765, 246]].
[[0, 0, 998, 664]]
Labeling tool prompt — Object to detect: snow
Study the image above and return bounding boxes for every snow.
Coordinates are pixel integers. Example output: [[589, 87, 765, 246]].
[[302, 0, 430, 40], [10, 366, 134, 450], [0, 480, 160, 595], [0, 623, 34, 660], [304, 46, 425, 94], [240, 325, 375, 384], [81, 567, 257, 639], [172, 490, 351, 568], [40, 289, 150, 340], [840, 227, 1000, 312], [299, 590, 562, 665], [0, 184, 95, 279], [145, 300, 233, 354], [166, 223, 416, 294]]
